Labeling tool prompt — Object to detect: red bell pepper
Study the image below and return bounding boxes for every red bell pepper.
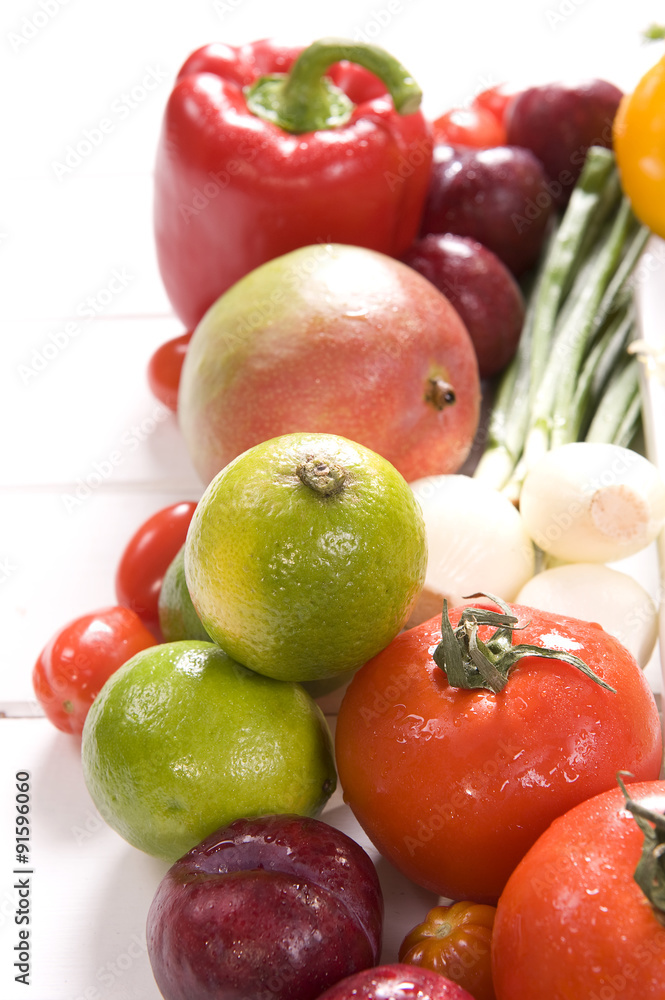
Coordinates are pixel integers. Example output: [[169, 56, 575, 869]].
[[154, 37, 433, 329]]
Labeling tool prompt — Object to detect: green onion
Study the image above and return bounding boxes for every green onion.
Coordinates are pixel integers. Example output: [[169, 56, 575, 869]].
[[586, 355, 642, 447], [571, 295, 635, 442], [473, 146, 651, 503]]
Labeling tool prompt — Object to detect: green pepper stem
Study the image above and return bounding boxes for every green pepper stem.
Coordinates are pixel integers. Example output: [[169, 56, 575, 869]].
[[246, 37, 422, 134]]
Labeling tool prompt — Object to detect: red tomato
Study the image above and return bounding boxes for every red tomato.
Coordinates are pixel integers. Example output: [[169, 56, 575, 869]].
[[32, 606, 156, 735], [399, 902, 496, 1000], [432, 106, 506, 148], [147, 330, 193, 411], [115, 501, 197, 638], [472, 85, 520, 128], [334, 602, 662, 904], [492, 780, 665, 998]]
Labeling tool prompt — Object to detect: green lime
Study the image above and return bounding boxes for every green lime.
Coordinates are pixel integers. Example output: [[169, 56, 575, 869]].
[[185, 432, 427, 682], [81, 641, 336, 862], [158, 545, 211, 642], [158, 547, 346, 699]]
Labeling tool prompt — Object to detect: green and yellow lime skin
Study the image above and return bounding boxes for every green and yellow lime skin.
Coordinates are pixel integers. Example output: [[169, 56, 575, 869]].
[[158, 545, 211, 643], [81, 640, 336, 862], [185, 432, 428, 683]]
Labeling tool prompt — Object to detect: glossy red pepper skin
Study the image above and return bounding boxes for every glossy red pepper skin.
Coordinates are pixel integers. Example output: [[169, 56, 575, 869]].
[[154, 40, 433, 329]]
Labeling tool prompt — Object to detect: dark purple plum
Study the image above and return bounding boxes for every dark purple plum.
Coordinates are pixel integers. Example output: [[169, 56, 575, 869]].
[[402, 233, 525, 378], [419, 144, 553, 276], [316, 963, 475, 999], [146, 813, 383, 1000], [505, 79, 623, 206]]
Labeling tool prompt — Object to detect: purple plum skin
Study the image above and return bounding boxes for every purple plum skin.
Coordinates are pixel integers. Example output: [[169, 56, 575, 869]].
[[315, 963, 476, 999], [402, 233, 525, 378], [505, 79, 623, 206], [419, 144, 553, 276], [146, 814, 384, 1000]]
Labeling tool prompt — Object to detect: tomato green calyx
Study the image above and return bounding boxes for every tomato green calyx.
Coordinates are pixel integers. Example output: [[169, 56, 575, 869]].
[[425, 376, 456, 410], [296, 455, 347, 496], [245, 37, 423, 134], [432, 593, 616, 694], [618, 772, 665, 925]]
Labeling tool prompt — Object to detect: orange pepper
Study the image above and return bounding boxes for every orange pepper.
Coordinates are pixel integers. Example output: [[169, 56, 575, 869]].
[[398, 901, 497, 1000], [614, 35, 665, 238]]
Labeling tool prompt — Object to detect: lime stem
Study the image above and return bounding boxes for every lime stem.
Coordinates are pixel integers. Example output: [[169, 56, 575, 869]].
[[297, 456, 347, 496]]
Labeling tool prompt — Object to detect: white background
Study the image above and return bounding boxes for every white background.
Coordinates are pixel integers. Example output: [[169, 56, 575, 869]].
[[2, 0, 665, 706], [1, 0, 665, 997]]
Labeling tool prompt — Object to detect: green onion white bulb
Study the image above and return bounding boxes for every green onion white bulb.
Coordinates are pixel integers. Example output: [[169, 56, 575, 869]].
[[515, 562, 658, 668], [519, 442, 665, 564]]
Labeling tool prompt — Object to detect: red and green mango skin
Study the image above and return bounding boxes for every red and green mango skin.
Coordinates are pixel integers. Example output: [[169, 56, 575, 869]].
[[178, 243, 481, 486]]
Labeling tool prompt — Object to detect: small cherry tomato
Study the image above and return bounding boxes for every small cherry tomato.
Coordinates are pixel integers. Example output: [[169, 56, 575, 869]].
[[32, 606, 156, 735], [614, 50, 665, 238], [335, 598, 663, 904], [492, 779, 665, 998], [472, 84, 521, 128], [115, 501, 197, 638], [399, 902, 496, 1000], [432, 106, 506, 148], [147, 331, 193, 411]]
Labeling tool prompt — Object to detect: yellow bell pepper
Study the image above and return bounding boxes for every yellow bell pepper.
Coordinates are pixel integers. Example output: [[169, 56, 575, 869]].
[[614, 32, 665, 237]]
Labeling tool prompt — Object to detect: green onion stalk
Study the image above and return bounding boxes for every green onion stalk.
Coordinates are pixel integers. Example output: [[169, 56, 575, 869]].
[[473, 146, 651, 504]]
